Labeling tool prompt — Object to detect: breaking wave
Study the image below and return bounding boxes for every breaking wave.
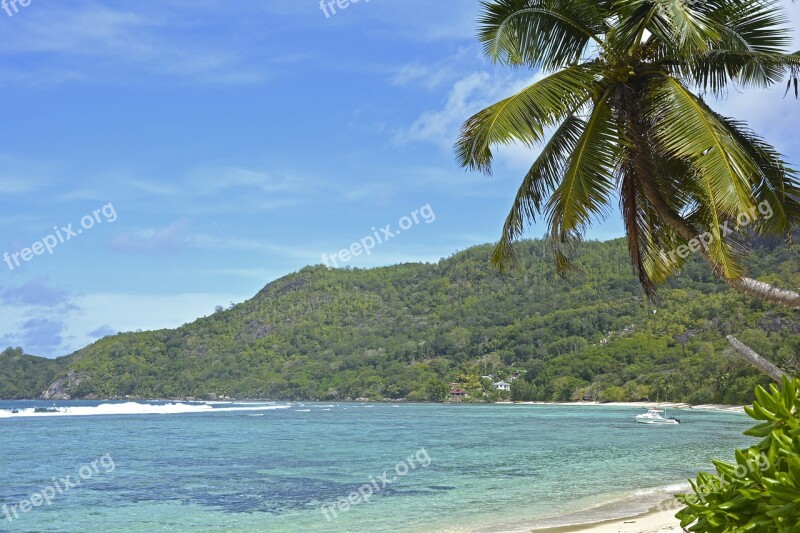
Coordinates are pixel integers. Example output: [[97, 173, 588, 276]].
[[0, 401, 292, 419]]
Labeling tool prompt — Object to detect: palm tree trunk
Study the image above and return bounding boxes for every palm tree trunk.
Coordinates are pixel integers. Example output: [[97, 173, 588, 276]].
[[640, 181, 800, 309], [726, 335, 791, 382], [621, 93, 800, 309], [725, 277, 800, 308]]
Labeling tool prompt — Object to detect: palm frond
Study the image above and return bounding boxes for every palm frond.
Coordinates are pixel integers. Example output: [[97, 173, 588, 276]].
[[684, 50, 799, 94], [456, 63, 601, 174], [644, 76, 764, 277], [645, 77, 758, 212], [546, 97, 621, 276], [491, 115, 585, 271], [656, 0, 795, 93], [653, 0, 719, 53], [620, 164, 688, 298], [707, 0, 791, 55], [478, 0, 607, 70], [714, 114, 800, 237], [603, 0, 656, 55]]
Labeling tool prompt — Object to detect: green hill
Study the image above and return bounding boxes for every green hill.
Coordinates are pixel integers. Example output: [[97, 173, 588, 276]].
[[0, 348, 64, 399], [3, 237, 798, 403]]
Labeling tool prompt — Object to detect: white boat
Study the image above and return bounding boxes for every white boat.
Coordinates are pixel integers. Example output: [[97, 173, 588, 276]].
[[634, 406, 680, 425]]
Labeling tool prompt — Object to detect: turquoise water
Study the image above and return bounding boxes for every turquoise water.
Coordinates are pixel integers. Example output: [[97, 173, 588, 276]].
[[0, 401, 755, 532]]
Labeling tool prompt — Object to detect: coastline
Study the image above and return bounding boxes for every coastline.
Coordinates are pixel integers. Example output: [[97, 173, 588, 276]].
[[529, 507, 684, 533], [4, 397, 747, 414], [504, 400, 745, 413], [469, 493, 688, 533]]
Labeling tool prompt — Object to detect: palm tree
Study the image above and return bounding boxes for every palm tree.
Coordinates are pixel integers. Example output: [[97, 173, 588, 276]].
[[456, 0, 800, 308]]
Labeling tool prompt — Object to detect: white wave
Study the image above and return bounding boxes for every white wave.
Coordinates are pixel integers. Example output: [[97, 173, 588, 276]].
[[0, 402, 291, 419], [632, 483, 691, 496], [295, 409, 311, 412]]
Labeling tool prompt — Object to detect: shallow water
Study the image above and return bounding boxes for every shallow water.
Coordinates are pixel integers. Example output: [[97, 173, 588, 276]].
[[0, 401, 754, 532]]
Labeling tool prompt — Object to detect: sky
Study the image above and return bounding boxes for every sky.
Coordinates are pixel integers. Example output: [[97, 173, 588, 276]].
[[0, 0, 798, 357]]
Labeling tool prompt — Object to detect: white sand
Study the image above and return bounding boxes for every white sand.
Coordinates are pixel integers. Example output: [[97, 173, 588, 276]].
[[512, 401, 745, 413], [558, 509, 684, 532]]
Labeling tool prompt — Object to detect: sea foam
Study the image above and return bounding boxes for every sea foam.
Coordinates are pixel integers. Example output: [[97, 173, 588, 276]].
[[0, 402, 291, 419]]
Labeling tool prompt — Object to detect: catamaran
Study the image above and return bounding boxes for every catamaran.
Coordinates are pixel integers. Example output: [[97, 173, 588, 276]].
[[634, 406, 680, 425]]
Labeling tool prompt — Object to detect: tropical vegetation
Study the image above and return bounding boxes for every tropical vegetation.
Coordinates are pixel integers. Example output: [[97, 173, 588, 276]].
[[457, 0, 800, 308], [2, 237, 797, 402], [677, 377, 800, 531]]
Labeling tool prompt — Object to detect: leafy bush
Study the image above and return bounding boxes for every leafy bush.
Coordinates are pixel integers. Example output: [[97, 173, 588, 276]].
[[677, 377, 800, 531], [688, 388, 714, 405]]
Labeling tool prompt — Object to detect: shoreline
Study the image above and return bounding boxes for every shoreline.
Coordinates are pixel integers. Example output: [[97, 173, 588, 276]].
[[2, 397, 746, 413], [529, 507, 684, 533], [505, 400, 745, 413], [472, 493, 688, 533]]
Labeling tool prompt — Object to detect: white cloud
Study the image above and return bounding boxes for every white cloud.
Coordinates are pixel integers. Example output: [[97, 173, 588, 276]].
[[400, 70, 542, 148], [124, 178, 179, 197], [189, 167, 296, 195], [706, 1, 800, 159], [400, 72, 493, 146], [0, 176, 43, 194], [389, 48, 474, 91], [0, 3, 263, 85], [0, 278, 242, 355], [0, 155, 53, 194], [398, 68, 546, 179], [184, 233, 322, 260], [108, 219, 191, 255]]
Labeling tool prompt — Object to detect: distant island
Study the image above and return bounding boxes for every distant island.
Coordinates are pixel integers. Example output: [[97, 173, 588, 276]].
[[2, 236, 797, 404]]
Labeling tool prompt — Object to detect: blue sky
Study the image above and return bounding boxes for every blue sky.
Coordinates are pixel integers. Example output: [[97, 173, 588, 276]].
[[1, 0, 798, 357]]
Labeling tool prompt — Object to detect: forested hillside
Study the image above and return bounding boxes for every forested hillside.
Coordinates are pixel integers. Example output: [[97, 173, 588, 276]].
[[0, 348, 64, 399], [3, 237, 798, 403]]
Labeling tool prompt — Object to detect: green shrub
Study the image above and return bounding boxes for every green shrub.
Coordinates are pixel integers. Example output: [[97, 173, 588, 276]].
[[688, 388, 714, 405], [676, 377, 800, 532]]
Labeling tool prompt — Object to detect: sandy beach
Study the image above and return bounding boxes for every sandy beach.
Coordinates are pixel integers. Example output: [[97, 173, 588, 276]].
[[508, 401, 745, 413], [531, 508, 684, 533]]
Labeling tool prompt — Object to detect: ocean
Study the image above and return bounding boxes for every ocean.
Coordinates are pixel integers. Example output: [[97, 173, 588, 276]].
[[0, 400, 754, 532]]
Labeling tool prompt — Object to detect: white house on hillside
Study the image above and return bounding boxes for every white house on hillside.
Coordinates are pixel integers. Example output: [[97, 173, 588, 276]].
[[493, 380, 511, 392]]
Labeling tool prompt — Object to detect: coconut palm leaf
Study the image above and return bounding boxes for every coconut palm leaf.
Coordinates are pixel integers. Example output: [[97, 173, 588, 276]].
[[715, 115, 800, 237], [455, 63, 601, 174], [709, 0, 791, 54], [621, 169, 690, 296], [606, 0, 660, 55], [546, 98, 621, 274], [653, 0, 719, 53], [644, 76, 758, 216], [492, 115, 585, 270], [459, 0, 800, 307], [685, 50, 798, 94], [478, 0, 607, 69]]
